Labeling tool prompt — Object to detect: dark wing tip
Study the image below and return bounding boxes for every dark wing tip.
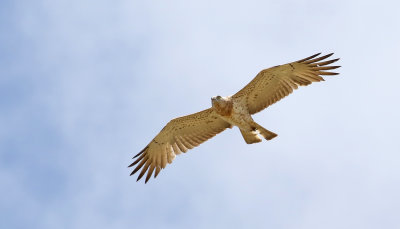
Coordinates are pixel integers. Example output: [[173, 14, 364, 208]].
[[154, 166, 161, 178], [128, 153, 146, 168], [136, 161, 151, 182], [297, 53, 321, 63], [133, 146, 149, 159], [144, 176, 151, 184], [136, 174, 143, 182], [129, 155, 148, 176], [144, 165, 156, 183], [309, 58, 340, 67], [328, 58, 340, 63]]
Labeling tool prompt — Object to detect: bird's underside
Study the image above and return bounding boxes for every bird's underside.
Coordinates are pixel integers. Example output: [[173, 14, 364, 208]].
[[129, 53, 340, 183]]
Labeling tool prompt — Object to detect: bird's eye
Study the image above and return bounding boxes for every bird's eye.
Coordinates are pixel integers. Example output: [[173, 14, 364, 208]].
[[216, 96, 222, 99]]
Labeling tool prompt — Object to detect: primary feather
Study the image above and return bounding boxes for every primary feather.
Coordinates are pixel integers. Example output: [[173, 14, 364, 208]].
[[129, 108, 232, 183], [233, 53, 340, 114]]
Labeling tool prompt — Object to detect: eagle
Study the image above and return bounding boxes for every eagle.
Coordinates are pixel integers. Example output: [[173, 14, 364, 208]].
[[129, 53, 340, 183]]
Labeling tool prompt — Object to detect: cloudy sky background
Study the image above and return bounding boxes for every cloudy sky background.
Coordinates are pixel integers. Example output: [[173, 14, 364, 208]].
[[1, 0, 400, 228]]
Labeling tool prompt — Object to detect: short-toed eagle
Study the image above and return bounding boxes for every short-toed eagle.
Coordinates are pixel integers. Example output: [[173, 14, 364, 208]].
[[129, 53, 340, 183]]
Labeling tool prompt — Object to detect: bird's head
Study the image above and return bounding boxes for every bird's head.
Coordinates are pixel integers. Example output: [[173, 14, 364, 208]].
[[211, 95, 233, 116], [211, 95, 223, 106]]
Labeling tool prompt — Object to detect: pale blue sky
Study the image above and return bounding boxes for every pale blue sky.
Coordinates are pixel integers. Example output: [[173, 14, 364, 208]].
[[1, 0, 400, 228]]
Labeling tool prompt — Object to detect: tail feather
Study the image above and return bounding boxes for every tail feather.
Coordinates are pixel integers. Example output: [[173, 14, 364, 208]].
[[240, 129, 262, 144], [250, 121, 278, 141]]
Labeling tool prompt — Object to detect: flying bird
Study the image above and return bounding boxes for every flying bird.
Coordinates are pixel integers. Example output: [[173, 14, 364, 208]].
[[129, 53, 340, 183]]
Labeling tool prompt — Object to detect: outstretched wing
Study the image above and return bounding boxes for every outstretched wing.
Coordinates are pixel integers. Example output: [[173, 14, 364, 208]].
[[233, 53, 340, 114], [129, 108, 232, 183]]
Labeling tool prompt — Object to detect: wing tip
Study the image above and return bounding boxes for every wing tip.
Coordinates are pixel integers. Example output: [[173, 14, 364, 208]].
[[133, 146, 149, 159], [300, 53, 341, 66], [297, 53, 321, 62], [137, 172, 145, 182], [298, 52, 339, 64]]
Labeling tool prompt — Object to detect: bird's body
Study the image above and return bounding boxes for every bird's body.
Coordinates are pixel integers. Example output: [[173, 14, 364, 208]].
[[211, 95, 277, 143], [129, 53, 341, 183]]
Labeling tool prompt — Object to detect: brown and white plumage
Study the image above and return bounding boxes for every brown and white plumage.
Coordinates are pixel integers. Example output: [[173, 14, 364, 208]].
[[233, 53, 340, 114], [129, 53, 340, 183], [129, 108, 232, 183]]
